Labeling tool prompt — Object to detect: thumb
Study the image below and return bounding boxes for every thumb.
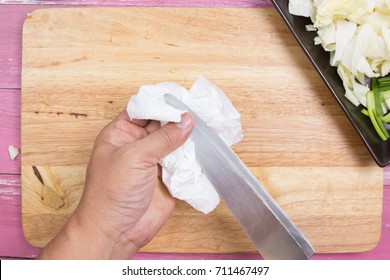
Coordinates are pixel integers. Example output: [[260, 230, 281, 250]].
[[138, 113, 194, 163]]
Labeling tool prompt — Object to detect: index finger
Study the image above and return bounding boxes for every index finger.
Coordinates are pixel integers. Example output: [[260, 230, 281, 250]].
[[115, 109, 149, 127]]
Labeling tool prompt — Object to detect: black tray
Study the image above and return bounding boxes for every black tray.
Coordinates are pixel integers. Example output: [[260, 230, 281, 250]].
[[271, 0, 390, 167]]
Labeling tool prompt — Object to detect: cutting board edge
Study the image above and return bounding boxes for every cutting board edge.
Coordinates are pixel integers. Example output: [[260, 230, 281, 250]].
[[20, 165, 385, 254], [20, 8, 384, 255]]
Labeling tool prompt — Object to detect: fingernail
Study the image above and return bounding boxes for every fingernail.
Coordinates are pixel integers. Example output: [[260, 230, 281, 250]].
[[176, 113, 192, 129]]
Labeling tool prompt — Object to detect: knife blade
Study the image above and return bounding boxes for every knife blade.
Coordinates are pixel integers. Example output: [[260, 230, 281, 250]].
[[165, 94, 315, 260]]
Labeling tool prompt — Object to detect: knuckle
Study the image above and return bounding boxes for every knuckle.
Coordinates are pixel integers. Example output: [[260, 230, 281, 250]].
[[132, 128, 147, 140], [157, 127, 175, 150]]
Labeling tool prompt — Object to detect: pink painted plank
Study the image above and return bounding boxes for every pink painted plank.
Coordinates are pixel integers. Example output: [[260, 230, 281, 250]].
[[0, 5, 42, 89], [0, 2, 389, 260], [0, 89, 21, 174], [0, 175, 41, 258], [0, 0, 272, 7]]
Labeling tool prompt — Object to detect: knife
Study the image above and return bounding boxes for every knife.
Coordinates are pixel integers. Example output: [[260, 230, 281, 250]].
[[165, 94, 315, 260]]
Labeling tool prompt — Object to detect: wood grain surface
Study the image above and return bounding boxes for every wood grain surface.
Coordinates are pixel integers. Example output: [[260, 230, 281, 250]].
[[21, 7, 383, 254], [0, 0, 272, 7]]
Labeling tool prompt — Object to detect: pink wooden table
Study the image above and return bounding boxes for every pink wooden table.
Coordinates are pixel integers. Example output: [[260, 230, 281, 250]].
[[0, 0, 389, 260]]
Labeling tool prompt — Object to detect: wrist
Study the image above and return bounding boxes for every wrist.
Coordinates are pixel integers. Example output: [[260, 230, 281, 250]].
[[69, 209, 141, 259], [38, 210, 140, 259]]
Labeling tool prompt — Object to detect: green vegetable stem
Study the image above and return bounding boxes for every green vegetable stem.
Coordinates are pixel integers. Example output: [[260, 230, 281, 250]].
[[366, 76, 390, 141]]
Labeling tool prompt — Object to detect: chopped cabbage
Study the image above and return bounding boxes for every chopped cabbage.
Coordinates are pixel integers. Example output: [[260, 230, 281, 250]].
[[288, 0, 314, 17], [331, 20, 357, 66], [289, 0, 390, 109], [313, 0, 373, 27], [314, 23, 336, 51]]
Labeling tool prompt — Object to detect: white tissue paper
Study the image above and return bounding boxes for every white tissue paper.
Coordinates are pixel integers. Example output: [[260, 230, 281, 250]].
[[126, 76, 243, 214]]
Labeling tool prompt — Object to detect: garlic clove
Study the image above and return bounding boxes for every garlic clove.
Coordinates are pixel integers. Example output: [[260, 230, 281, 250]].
[[8, 145, 20, 160]]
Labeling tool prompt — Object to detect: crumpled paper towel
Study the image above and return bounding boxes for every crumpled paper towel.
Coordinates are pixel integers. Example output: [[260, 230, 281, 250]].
[[127, 76, 243, 214]]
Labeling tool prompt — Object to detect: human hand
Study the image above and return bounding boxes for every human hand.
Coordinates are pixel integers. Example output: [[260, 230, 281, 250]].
[[38, 110, 194, 259]]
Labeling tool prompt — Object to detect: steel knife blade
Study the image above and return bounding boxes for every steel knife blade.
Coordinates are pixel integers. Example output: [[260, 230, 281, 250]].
[[165, 94, 315, 260]]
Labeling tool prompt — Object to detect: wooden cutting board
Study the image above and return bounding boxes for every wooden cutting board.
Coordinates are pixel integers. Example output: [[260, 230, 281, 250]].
[[21, 7, 384, 254]]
